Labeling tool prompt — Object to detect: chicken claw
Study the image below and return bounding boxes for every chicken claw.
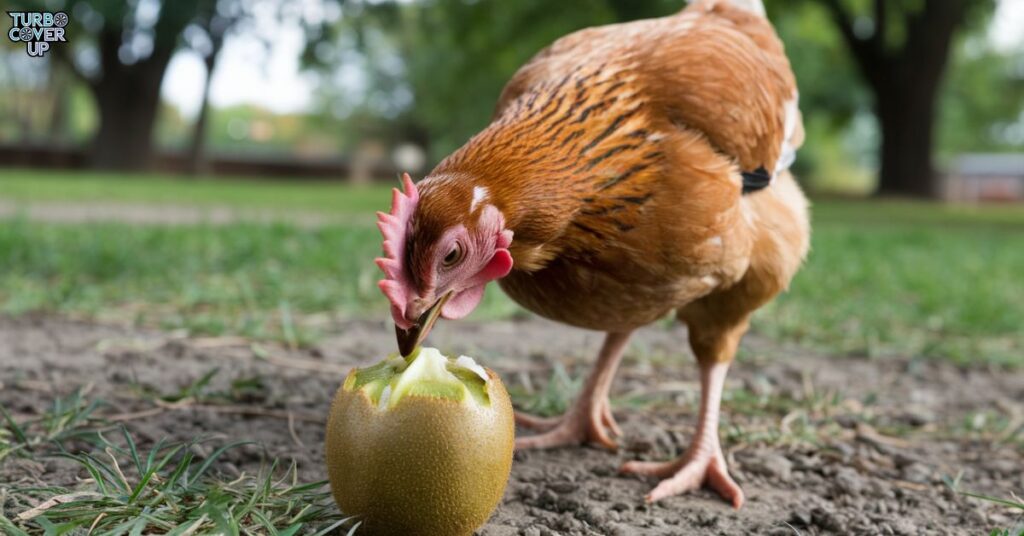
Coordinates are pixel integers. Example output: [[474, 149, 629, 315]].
[[620, 444, 744, 508], [513, 411, 561, 431], [516, 401, 621, 434], [515, 398, 620, 450]]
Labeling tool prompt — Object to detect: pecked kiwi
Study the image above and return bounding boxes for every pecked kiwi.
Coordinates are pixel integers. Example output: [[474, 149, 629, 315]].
[[324, 347, 514, 536]]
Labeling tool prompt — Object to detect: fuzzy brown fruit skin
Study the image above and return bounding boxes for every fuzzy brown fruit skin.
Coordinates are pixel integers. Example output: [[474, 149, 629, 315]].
[[325, 367, 514, 536]]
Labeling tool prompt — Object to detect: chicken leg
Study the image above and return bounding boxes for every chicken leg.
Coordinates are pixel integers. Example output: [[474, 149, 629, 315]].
[[515, 331, 632, 450], [620, 360, 743, 507], [620, 310, 748, 507]]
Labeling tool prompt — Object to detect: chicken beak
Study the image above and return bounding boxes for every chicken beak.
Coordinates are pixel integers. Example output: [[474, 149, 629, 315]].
[[395, 292, 452, 357]]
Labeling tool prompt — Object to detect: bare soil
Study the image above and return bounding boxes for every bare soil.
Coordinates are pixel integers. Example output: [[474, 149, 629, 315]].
[[0, 200, 339, 227], [2, 315, 1022, 535]]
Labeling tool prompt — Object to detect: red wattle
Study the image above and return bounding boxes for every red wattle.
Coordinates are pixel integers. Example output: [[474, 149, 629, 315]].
[[467, 249, 513, 287]]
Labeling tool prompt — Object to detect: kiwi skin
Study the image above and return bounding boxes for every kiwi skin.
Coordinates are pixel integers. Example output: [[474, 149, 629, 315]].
[[325, 367, 514, 536]]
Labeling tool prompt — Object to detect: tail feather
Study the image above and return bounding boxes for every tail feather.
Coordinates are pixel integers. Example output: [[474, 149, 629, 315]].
[[730, 0, 766, 16], [690, 0, 766, 17]]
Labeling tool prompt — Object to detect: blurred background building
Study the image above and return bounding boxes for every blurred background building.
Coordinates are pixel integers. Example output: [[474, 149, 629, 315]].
[[1, 0, 1022, 199], [945, 153, 1024, 202]]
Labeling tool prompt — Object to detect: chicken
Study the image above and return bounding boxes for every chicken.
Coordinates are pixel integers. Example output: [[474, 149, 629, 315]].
[[375, 0, 809, 507]]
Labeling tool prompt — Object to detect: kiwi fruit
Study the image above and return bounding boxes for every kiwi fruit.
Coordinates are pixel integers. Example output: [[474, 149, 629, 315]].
[[325, 347, 514, 536]]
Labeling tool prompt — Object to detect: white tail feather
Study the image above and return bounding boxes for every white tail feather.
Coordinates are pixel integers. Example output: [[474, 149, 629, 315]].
[[721, 0, 766, 16]]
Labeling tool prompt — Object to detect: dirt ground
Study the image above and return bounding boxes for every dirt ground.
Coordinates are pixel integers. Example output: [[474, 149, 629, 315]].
[[2, 314, 1022, 535], [0, 200, 339, 227]]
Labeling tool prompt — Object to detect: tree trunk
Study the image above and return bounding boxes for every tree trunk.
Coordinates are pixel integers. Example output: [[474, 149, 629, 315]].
[[87, 9, 187, 171], [89, 50, 174, 171], [874, 81, 941, 198], [186, 33, 226, 176], [822, 0, 972, 199], [185, 69, 214, 175]]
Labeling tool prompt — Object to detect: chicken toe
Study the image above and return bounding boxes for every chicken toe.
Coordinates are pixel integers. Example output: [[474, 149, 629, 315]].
[[515, 400, 619, 450], [514, 411, 562, 432]]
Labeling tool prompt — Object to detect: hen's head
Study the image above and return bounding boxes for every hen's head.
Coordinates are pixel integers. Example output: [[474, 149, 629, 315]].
[[377, 173, 513, 355]]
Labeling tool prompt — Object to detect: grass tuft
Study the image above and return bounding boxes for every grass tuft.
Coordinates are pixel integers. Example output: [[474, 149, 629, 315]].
[[508, 362, 582, 418], [957, 490, 1024, 536], [1, 386, 353, 535], [2, 427, 354, 534], [0, 389, 105, 465]]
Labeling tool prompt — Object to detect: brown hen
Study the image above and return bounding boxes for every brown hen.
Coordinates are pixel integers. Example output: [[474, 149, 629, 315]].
[[376, 0, 810, 506]]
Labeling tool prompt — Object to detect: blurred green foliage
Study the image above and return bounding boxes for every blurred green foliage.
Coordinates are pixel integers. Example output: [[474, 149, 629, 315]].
[[940, 37, 1024, 155], [306, 0, 1022, 191], [0, 0, 1021, 190]]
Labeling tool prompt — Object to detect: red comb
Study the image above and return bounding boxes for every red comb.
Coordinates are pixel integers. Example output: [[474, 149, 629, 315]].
[[376, 173, 419, 329]]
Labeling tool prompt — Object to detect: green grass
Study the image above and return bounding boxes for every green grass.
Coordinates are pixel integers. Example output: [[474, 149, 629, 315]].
[[954, 488, 1024, 536], [0, 390, 105, 466], [1, 170, 1022, 364], [507, 364, 581, 418], [0, 218, 518, 343], [1, 422, 353, 535], [761, 200, 1024, 365], [2, 439, 353, 535], [810, 198, 1024, 228], [1, 378, 355, 534]]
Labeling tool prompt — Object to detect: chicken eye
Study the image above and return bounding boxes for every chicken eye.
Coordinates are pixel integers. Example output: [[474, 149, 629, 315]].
[[442, 242, 463, 268]]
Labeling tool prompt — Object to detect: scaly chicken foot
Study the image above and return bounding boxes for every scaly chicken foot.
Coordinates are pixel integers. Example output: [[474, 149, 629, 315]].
[[619, 361, 744, 508], [514, 397, 619, 450], [515, 331, 632, 451], [602, 402, 623, 437], [620, 440, 743, 507], [515, 400, 620, 436]]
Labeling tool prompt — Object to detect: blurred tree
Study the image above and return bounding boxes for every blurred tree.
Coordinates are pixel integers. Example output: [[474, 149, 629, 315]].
[[184, 0, 343, 168], [939, 39, 1024, 155], [819, 0, 996, 197], [308, 0, 1016, 193], [8, 0, 264, 171], [398, 0, 682, 159], [0, 48, 65, 144], [301, 1, 423, 157], [309, 0, 874, 175], [32, 0, 210, 170], [766, 1, 872, 190], [308, 0, 683, 162]]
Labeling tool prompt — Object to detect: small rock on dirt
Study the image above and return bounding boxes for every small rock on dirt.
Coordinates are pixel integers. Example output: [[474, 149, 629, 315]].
[[742, 450, 795, 482], [900, 462, 932, 483], [833, 466, 866, 496]]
